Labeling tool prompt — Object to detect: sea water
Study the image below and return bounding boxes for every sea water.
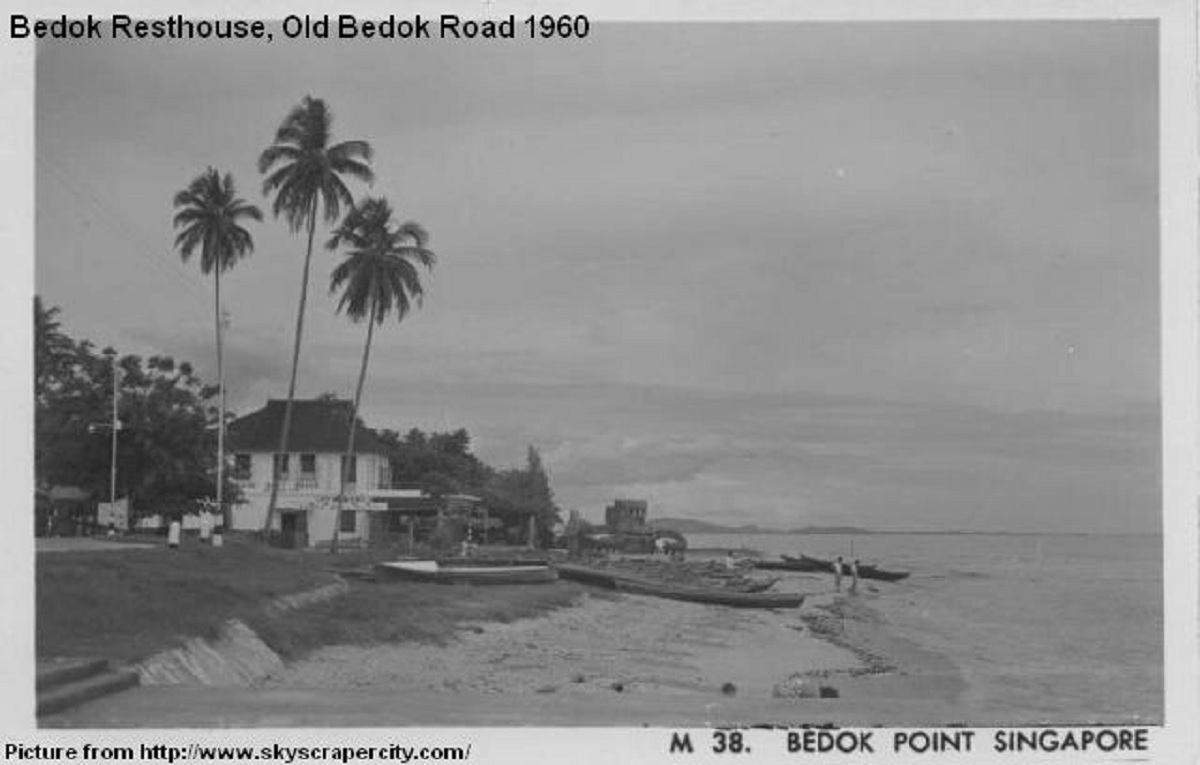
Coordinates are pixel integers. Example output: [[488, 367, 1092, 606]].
[[689, 532, 1163, 724]]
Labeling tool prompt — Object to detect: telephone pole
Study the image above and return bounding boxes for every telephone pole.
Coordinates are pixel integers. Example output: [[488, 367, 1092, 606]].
[[88, 356, 123, 508], [217, 307, 230, 525], [110, 356, 119, 506]]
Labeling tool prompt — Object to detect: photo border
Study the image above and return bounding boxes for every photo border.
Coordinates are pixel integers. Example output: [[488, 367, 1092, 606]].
[[3, 1, 1195, 762]]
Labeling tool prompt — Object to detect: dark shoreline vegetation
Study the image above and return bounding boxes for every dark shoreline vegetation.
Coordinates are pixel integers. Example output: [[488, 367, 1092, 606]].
[[36, 538, 594, 663]]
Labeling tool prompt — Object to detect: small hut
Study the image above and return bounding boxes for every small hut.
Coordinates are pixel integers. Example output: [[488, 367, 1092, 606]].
[[47, 486, 95, 537]]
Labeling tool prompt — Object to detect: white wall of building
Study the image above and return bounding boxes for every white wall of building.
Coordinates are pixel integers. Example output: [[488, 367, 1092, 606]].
[[229, 449, 392, 546]]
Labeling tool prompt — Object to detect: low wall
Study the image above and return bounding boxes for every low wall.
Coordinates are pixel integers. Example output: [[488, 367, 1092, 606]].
[[136, 578, 350, 686]]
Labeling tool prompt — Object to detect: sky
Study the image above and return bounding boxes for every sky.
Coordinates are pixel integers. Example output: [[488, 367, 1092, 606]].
[[35, 21, 1161, 533]]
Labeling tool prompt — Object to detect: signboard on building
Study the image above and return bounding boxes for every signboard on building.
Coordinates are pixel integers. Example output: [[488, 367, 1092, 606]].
[[96, 498, 129, 531]]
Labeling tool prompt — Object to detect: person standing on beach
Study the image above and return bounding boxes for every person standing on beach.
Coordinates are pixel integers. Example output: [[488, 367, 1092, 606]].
[[833, 556, 844, 591], [849, 558, 860, 594]]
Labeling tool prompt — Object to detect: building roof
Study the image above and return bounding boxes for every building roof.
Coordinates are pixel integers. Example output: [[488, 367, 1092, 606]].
[[226, 399, 390, 456], [49, 485, 91, 502]]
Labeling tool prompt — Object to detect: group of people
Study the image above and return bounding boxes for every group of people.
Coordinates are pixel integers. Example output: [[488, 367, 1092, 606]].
[[655, 536, 685, 560], [833, 555, 861, 594]]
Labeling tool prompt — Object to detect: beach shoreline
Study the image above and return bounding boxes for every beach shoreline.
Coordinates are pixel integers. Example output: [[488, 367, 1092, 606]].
[[47, 573, 973, 727]]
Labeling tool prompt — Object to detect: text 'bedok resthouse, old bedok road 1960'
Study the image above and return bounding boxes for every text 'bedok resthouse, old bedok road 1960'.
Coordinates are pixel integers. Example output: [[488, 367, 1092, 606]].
[[7, 14, 591, 41]]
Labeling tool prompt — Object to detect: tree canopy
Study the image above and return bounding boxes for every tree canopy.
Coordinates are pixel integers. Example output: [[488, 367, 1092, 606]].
[[34, 298, 231, 516], [377, 426, 561, 543]]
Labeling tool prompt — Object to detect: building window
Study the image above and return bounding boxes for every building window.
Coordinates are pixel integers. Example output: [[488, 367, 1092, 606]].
[[273, 453, 290, 477], [293, 454, 318, 489], [340, 454, 357, 485], [340, 510, 357, 533], [232, 454, 251, 480]]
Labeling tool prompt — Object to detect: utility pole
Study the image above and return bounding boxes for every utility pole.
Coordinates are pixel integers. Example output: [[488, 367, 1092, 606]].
[[217, 307, 230, 527], [88, 356, 123, 510], [110, 356, 119, 507]]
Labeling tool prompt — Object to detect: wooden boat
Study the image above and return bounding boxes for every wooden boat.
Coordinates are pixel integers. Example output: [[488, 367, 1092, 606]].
[[759, 554, 910, 582], [555, 564, 804, 609], [754, 555, 827, 573], [856, 564, 910, 582], [732, 576, 779, 593], [375, 560, 558, 585], [435, 556, 552, 567]]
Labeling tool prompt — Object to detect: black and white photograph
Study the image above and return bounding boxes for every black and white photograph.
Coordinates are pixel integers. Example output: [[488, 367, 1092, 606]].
[[4, 0, 1198, 759]]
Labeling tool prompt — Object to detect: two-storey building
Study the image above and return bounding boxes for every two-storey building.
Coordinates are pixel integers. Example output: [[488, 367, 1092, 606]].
[[226, 398, 425, 548]]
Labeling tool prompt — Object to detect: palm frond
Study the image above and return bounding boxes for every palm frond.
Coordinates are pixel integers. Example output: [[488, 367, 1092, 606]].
[[260, 97, 372, 229], [327, 195, 436, 327], [172, 167, 259, 275]]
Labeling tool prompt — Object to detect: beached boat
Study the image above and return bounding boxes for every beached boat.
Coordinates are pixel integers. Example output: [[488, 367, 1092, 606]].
[[737, 576, 780, 593], [754, 555, 827, 573], [856, 564, 911, 582], [555, 564, 805, 609], [375, 560, 558, 585], [759, 554, 910, 582]]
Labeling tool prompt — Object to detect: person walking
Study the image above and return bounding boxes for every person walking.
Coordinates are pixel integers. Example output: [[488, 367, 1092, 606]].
[[167, 518, 182, 550], [850, 558, 860, 594], [833, 556, 844, 591]]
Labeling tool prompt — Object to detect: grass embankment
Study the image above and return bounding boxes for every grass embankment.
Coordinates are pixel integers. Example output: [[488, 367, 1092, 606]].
[[251, 579, 600, 661], [37, 538, 595, 664], [37, 538, 347, 662]]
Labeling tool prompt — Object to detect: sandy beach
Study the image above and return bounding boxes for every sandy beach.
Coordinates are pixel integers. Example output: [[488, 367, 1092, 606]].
[[263, 590, 857, 698], [47, 569, 969, 728]]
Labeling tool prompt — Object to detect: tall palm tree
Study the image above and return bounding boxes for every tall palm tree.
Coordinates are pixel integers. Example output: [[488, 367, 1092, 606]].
[[327, 197, 434, 551], [172, 168, 261, 530], [258, 96, 373, 537]]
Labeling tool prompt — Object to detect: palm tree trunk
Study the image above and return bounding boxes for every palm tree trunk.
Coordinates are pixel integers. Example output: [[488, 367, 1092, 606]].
[[332, 302, 376, 553], [215, 265, 227, 531], [263, 201, 319, 540]]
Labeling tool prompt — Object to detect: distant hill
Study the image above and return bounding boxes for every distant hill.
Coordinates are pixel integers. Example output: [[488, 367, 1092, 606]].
[[652, 518, 872, 535], [651, 518, 769, 534], [788, 525, 874, 535]]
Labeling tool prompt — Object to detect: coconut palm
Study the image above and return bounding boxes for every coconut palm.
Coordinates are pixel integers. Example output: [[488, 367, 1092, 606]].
[[326, 197, 434, 551], [172, 168, 262, 530], [258, 96, 373, 537]]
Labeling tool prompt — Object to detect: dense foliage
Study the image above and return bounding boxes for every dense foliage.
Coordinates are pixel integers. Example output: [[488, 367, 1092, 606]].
[[34, 298, 233, 516], [379, 427, 561, 543]]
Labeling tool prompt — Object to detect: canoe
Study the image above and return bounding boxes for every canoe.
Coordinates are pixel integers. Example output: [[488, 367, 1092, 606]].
[[616, 577, 803, 608], [435, 556, 552, 567], [375, 560, 558, 585], [856, 564, 910, 582], [555, 564, 804, 609], [737, 576, 780, 593], [767, 554, 910, 582], [754, 556, 827, 573]]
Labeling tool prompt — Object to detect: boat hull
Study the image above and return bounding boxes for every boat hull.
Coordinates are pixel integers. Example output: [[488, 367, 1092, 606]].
[[759, 554, 910, 582], [555, 564, 804, 609], [857, 566, 910, 582], [375, 561, 558, 585], [754, 557, 827, 573]]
